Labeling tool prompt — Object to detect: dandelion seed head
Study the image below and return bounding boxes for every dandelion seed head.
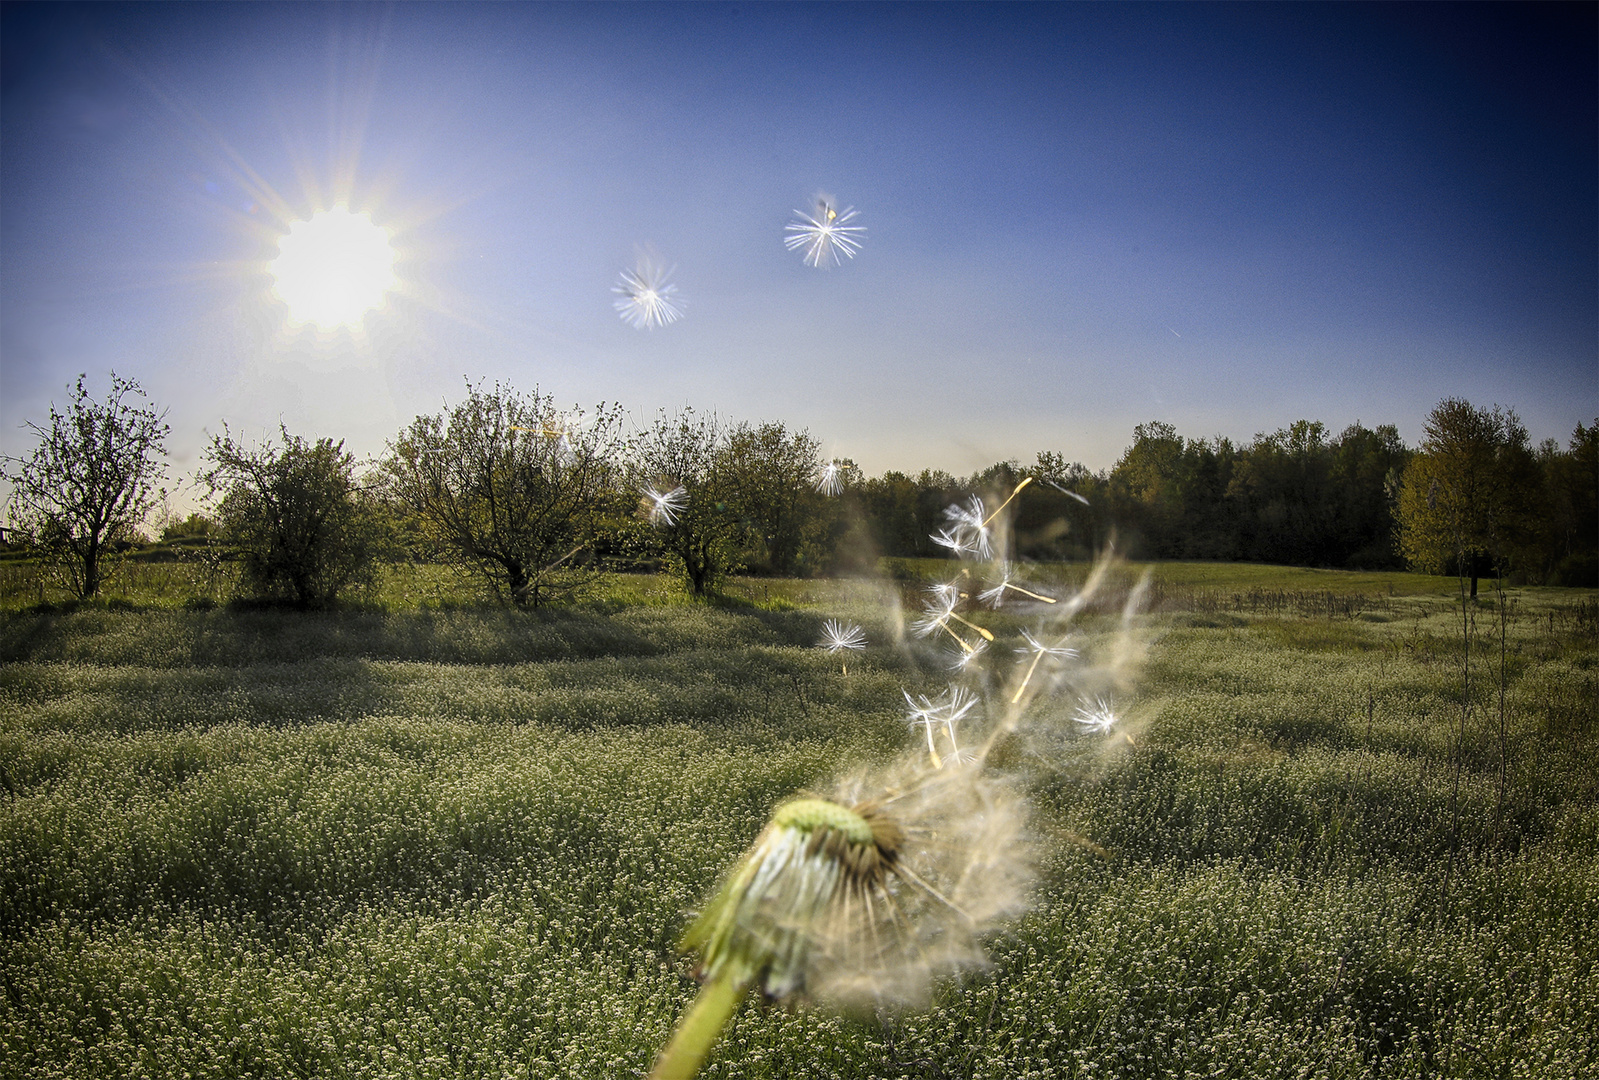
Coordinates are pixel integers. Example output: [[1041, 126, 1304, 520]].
[[784, 199, 865, 268], [682, 766, 1027, 1010], [613, 258, 684, 329]]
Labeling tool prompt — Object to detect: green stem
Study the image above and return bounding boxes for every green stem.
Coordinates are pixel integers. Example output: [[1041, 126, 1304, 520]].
[[648, 972, 748, 1080]]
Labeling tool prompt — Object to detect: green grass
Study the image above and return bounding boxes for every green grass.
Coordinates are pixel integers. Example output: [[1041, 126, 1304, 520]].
[[1, 565, 1595, 1078]]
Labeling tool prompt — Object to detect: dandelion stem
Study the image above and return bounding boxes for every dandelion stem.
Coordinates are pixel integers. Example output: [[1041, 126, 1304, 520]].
[[936, 620, 975, 653], [980, 477, 1033, 528], [648, 971, 748, 1080], [1011, 651, 1045, 704], [946, 610, 995, 641]]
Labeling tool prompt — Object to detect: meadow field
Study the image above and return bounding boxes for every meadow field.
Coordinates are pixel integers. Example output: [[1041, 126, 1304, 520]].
[[0, 562, 1594, 1079]]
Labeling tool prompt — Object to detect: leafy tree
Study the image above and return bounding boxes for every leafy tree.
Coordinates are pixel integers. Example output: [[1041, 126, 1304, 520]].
[[385, 383, 625, 607], [3, 373, 168, 598], [631, 409, 743, 595], [1329, 422, 1410, 569], [1396, 399, 1539, 595], [203, 426, 383, 607], [1532, 420, 1598, 586], [721, 421, 826, 576], [1228, 421, 1337, 566], [1018, 451, 1107, 560]]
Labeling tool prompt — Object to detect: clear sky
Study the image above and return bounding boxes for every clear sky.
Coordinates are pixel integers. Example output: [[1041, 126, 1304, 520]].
[[3, 1, 1594, 499]]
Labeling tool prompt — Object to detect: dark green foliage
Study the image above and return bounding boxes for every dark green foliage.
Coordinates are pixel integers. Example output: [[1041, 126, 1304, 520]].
[[203, 427, 384, 608]]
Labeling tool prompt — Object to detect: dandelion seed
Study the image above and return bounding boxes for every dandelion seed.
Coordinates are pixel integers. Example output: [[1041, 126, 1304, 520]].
[[819, 619, 866, 674], [820, 619, 867, 654], [903, 690, 945, 768], [642, 485, 687, 526], [932, 496, 993, 559], [784, 199, 865, 267], [816, 460, 844, 496], [1044, 480, 1091, 506], [1073, 695, 1119, 734], [613, 259, 684, 329], [946, 638, 988, 672], [981, 477, 1033, 528], [977, 564, 1057, 608], [1011, 630, 1079, 705], [911, 589, 991, 653], [903, 687, 978, 770]]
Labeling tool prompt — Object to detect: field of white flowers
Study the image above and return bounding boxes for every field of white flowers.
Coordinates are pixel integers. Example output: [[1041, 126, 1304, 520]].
[[1, 567, 1594, 1079]]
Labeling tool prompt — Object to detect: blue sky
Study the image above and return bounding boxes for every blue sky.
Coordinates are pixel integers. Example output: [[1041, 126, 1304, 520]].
[[3, 2, 1594, 497]]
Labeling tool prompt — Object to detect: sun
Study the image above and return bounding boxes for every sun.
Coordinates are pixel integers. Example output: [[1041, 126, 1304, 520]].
[[269, 206, 398, 328]]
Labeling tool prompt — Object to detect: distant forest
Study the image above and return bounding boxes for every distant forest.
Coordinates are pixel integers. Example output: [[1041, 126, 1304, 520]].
[[845, 416, 1595, 586], [8, 374, 1597, 604]]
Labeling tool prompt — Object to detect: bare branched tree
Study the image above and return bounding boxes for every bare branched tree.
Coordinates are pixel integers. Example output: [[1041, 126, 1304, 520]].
[[386, 383, 625, 607], [4, 373, 168, 598]]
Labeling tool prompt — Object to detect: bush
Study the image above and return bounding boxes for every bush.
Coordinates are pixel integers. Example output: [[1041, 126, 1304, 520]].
[[202, 426, 384, 607]]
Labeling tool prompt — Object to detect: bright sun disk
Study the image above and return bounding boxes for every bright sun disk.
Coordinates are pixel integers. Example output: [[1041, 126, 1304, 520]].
[[270, 206, 397, 328]]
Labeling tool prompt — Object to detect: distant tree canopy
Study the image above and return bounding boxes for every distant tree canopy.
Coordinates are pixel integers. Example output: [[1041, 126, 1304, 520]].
[[3, 373, 169, 598], [720, 421, 827, 576], [385, 383, 625, 607], [1054, 419, 1411, 569], [1396, 401, 1594, 591], [15, 370, 1593, 604]]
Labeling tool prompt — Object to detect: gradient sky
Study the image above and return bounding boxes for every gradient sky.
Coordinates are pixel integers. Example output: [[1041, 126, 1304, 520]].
[[3, 2, 1595, 503]]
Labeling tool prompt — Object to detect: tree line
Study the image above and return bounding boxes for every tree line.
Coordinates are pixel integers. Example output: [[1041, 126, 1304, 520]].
[[5, 374, 1595, 606]]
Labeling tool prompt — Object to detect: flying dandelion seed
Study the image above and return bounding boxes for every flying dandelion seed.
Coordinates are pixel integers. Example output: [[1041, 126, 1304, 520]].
[[946, 638, 989, 672], [901, 687, 979, 770], [981, 477, 1034, 528], [934, 686, 978, 764], [820, 619, 867, 654], [911, 588, 992, 654], [977, 564, 1057, 608], [1073, 695, 1119, 734], [1045, 480, 1091, 506], [642, 485, 687, 526], [784, 198, 866, 267], [819, 619, 867, 674], [816, 460, 844, 496], [613, 259, 684, 329], [1011, 630, 1079, 705], [903, 690, 945, 768], [932, 496, 994, 559]]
